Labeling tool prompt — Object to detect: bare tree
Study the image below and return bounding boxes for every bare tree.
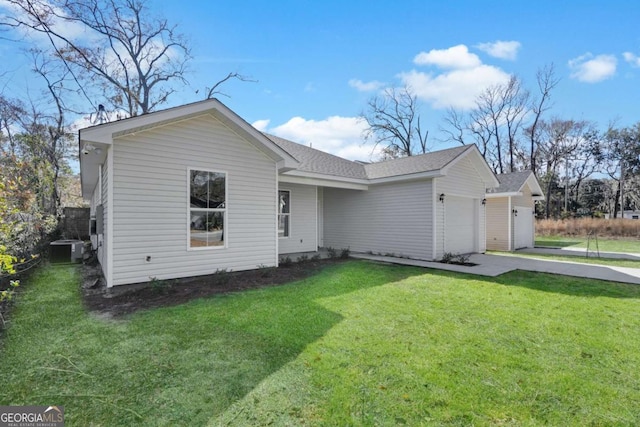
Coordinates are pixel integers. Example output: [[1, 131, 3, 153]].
[[593, 123, 640, 218], [537, 119, 593, 218], [441, 75, 528, 174], [1, 0, 248, 117], [362, 86, 429, 158], [501, 76, 529, 172], [525, 64, 559, 174], [1, 53, 73, 215]]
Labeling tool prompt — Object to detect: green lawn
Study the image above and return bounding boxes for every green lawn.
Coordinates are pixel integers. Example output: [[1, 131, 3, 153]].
[[536, 235, 640, 253], [2, 262, 640, 426]]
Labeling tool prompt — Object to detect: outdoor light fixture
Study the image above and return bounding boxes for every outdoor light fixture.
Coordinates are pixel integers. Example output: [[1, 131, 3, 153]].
[[482, 198, 487, 205], [439, 193, 445, 203], [82, 144, 96, 155]]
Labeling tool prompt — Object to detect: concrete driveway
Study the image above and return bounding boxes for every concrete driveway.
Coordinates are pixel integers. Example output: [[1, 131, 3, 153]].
[[351, 252, 640, 285]]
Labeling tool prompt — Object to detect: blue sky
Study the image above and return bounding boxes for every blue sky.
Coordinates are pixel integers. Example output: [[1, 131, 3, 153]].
[[2, 0, 640, 160]]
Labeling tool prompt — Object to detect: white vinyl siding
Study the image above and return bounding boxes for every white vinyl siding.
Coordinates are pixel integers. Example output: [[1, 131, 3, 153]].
[[110, 113, 277, 286], [434, 156, 487, 258], [278, 183, 317, 254], [486, 197, 510, 251], [513, 185, 535, 208], [323, 180, 433, 260]]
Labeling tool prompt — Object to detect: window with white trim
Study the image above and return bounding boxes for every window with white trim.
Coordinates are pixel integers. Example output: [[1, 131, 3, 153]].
[[278, 190, 290, 238], [189, 169, 226, 248]]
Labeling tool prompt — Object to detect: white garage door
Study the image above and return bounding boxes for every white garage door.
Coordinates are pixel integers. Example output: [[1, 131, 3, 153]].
[[445, 196, 476, 254], [514, 206, 534, 249]]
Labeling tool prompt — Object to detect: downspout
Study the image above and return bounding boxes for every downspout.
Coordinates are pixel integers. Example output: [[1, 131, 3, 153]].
[[508, 196, 512, 251], [442, 195, 446, 255]]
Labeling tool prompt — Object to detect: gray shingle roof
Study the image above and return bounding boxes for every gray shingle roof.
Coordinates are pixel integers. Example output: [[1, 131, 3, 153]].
[[266, 133, 473, 180], [266, 134, 368, 179], [364, 145, 472, 179], [488, 171, 535, 194]]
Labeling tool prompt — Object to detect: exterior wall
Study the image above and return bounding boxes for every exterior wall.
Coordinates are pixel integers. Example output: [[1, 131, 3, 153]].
[[486, 197, 510, 251], [512, 185, 534, 208], [277, 183, 318, 254], [323, 180, 433, 260], [434, 156, 487, 258], [110, 114, 277, 286]]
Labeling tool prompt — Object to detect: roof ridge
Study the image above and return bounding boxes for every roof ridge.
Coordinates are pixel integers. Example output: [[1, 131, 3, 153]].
[[263, 133, 366, 166]]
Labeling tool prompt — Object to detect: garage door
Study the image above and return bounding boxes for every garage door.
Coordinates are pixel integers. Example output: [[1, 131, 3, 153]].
[[445, 196, 476, 254], [514, 206, 533, 249]]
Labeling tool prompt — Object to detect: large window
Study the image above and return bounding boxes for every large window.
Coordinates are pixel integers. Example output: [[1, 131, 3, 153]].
[[189, 169, 226, 249], [278, 190, 290, 238]]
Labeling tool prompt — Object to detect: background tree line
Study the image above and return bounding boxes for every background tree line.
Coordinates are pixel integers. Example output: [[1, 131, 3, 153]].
[[363, 64, 640, 220]]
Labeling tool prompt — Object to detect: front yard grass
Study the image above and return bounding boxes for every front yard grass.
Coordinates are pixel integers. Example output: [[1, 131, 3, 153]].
[[536, 235, 640, 253], [1, 261, 639, 426]]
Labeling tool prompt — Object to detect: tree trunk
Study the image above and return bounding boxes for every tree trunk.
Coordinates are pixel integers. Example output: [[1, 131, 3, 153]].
[[545, 173, 554, 219], [613, 185, 621, 219]]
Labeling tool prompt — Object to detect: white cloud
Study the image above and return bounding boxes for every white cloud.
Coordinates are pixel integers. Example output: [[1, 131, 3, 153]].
[[568, 53, 617, 83], [413, 45, 481, 69], [399, 65, 511, 109], [252, 119, 270, 132], [623, 52, 640, 67], [0, 0, 93, 45], [348, 78, 385, 92], [264, 115, 380, 161], [476, 40, 521, 60]]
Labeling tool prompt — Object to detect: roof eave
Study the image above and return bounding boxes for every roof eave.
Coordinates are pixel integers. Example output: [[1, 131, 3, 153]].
[[369, 170, 444, 184], [485, 192, 523, 198], [79, 99, 300, 198]]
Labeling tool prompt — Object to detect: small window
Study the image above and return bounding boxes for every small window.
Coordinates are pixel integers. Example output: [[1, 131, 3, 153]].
[[278, 190, 290, 238], [189, 169, 226, 249]]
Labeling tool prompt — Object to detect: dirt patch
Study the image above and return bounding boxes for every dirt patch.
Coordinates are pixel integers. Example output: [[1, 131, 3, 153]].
[[82, 259, 345, 318]]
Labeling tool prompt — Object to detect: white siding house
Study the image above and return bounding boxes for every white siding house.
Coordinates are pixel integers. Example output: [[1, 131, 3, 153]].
[[486, 171, 544, 251], [80, 100, 299, 287], [323, 180, 433, 259], [80, 99, 499, 288]]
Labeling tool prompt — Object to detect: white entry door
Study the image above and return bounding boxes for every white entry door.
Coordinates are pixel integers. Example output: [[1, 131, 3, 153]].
[[445, 196, 477, 254], [514, 206, 534, 249]]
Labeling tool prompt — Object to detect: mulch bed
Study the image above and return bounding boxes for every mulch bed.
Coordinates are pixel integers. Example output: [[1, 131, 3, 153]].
[[82, 258, 345, 318]]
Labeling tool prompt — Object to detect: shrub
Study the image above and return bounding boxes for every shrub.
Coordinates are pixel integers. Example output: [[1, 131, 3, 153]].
[[326, 247, 337, 258], [279, 256, 293, 267], [340, 248, 350, 259], [440, 252, 455, 264], [0, 280, 19, 328], [297, 254, 309, 263], [257, 264, 274, 278], [212, 268, 230, 285]]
